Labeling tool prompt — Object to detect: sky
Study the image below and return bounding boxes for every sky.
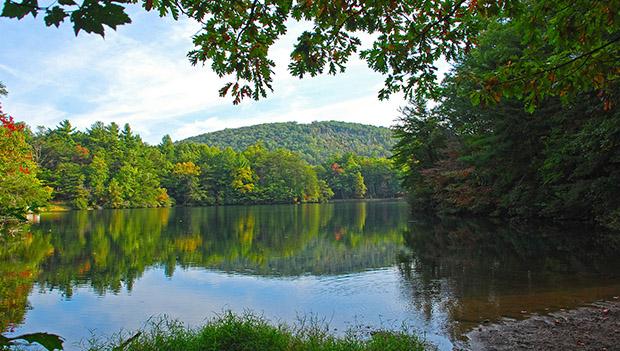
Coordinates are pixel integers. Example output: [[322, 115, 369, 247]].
[[0, 6, 441, 144]]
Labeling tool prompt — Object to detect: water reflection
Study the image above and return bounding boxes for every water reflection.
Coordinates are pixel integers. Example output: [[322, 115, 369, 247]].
[[0, 224, 53, 332], [398, 216, 620, 340], [1, 202, 619, 351], [32, 202, 407, 297]]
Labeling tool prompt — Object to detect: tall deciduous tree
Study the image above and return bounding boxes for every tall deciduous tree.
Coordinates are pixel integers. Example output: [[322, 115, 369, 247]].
[[393, 22, 620, 228], [0, 105, 51, 220]]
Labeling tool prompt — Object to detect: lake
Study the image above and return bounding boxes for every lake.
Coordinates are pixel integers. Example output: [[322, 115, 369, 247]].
[[2, 200, 620, 350]]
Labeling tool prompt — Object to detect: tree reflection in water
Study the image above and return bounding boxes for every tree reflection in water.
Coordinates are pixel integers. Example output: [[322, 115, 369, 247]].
[[0, 223, 54, 332], [6, 201, 408, 299], [2, 202, 619, 347], [397, 216, 620, 339]]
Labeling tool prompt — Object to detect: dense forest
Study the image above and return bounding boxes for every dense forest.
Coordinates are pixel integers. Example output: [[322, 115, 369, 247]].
[[392, 23, 620, 230], [182, 121, 394, 165], [1, 0, 617, 232], [0, 105, 401, 216]]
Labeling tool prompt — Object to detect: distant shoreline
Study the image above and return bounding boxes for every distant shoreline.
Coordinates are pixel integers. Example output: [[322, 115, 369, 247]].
[[39, 197, 406, 214]]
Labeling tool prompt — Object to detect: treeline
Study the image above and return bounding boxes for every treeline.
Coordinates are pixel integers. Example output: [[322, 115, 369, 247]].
[[13, 120, 401, 210], [183, 121, 394, 165], [392, 23, 620, 230]]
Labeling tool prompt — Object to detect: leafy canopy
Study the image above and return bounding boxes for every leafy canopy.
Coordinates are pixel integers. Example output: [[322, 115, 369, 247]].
[[2, 0, 617, 108], [29, 119, 401, 209], [391, 21, 620, 229], [0, 105, 52, 220]]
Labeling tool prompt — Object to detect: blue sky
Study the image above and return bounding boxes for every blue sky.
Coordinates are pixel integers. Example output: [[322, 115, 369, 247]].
[[0, 6, 433, 144]]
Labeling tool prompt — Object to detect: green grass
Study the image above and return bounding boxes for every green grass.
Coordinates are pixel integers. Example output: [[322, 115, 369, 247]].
[[85, 312, 428, 351]]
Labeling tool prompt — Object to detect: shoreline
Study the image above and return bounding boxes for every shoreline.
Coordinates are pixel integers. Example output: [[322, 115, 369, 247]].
[[462, 300, 620, 350], [38, 197, 406, 213]]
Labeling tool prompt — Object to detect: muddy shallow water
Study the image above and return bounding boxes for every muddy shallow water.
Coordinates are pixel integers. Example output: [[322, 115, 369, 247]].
[[464, 300, 620, 350]]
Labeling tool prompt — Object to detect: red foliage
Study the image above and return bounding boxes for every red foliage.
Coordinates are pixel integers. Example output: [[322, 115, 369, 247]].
[[334, 227, 345, 241], [331, 162, 345, 174], [75, 144, 90, 157], [468, 0, 478, 12], [0, 105, 25, 134]]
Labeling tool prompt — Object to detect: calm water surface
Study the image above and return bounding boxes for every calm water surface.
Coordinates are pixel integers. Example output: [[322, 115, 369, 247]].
[[2, 200, 620, 350]]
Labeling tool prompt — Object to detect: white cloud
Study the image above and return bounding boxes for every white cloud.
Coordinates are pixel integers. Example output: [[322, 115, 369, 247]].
[[5, 102, 69, 129], [0, 63, 19, 77], [1, 13, 417, 144], [4, 15, 228, 133]]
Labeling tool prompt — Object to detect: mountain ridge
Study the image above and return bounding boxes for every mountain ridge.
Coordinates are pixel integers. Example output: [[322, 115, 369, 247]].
[[182, 120, 395, 165]]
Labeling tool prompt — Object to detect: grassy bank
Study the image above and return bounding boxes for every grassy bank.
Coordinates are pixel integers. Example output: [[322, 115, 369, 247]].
[[85, 313, 427, 351]]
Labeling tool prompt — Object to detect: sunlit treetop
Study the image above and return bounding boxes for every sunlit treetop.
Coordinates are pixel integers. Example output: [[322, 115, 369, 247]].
[[1, 0, 619, 109]]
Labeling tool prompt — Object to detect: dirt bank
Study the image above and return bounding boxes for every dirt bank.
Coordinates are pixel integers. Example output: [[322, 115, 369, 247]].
[[463, 300, 620, 350]]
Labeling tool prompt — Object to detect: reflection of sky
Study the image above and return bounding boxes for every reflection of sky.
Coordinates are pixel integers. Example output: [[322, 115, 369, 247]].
[[14, 267, 453, 351]]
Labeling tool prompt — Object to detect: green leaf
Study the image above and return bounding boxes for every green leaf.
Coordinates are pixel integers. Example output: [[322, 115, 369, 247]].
[[69, 1, 130, 36], [525, 101, 536, 113], [44, 6, 67, 27], [9, 333, 64, 351], [99, 3, 131, 30], [57, 0, 76, 5], [470, 91, 481, 106], [1, 0, 37, 19]]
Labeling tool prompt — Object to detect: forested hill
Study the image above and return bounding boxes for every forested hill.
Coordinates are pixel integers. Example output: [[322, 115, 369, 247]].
[[182, 121, 394, 164]]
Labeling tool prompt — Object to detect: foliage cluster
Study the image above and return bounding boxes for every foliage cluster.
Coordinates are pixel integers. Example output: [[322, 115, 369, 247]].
[[26, 121, 401, 210], [85, 312, 425, 351], [183, 121, 394, 165], [0, 104, 51, 220], [392, 23, 620, 229], [2, 0, 616, 110], [32, 121, 171, 210], [318, 154, 400, 200]]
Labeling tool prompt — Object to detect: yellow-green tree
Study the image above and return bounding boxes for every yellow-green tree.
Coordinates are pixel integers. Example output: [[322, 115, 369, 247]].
[[169, 161, 205, 205]]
